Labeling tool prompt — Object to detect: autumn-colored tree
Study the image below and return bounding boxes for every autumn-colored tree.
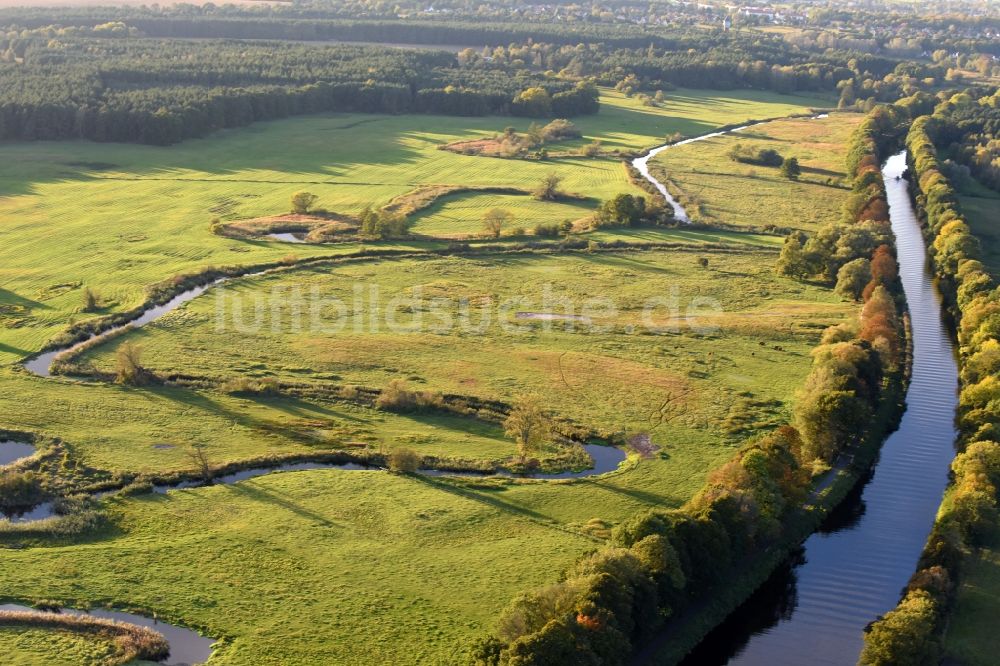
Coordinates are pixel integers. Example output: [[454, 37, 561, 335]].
[[533, 173, 564, 201], [859, 590, 939, 665], [115, 342, 148, 386], [835, 258, 872, 301], [290, 191, 318, 214], [482, 208, 513, 238], [776, 235, 811, 279], [504, 395, 551, 460], [870, 244, 898, 284]]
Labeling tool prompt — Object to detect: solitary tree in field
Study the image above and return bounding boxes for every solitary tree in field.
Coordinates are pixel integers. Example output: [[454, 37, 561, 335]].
[[781, 157, 801, 180], [82, 287, 100, 312], [187, 443, 212, 483], [504, 395, 551, 461], [291, 191, 318, 215], [115, 341, 147, 385], [483, 208, 514, 238], [533, 173, 564, 201]]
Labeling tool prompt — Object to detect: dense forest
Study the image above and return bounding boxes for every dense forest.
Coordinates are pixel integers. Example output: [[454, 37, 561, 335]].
[[0, 38, 598, 144], [0, 6, 956, 146], [929, 89, 1000, 191]]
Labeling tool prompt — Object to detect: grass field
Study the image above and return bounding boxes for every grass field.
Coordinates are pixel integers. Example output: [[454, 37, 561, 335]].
[[0, 626, 130, 666], [647, 113, 862, 231], [0, 248, 853, 663], [959, 181, 1000, 280], [0, 371, 524, 474], [0, 470, 597, 665], [0, 89, 851, 664], [410, 192, 591, 236], [0, 87, 827, 364], [943, 531, 1000, 665], [74, 249, 852, 455]]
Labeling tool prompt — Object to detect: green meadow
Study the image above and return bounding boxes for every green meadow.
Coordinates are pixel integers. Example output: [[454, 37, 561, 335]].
[[74, 249, 852, 459], [944, 531, 1000, 665], [959, 183, 1000, 280], [0, 89, 853, 664], [0, 626, 122, 666], [0, 87, 824, 363], [647, 113, 862, 231]]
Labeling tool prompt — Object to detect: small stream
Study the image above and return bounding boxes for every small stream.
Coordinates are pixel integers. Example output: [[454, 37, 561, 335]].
[[5, 444, 627, 523], [673, 152, 959, 664], [23, 279, 228, 378], [0, 603, 216, 665], [630, 114, 828, 223]]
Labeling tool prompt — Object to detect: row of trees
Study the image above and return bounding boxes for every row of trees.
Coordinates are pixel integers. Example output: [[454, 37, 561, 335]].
[[790, 107, 906, 468], [861, 110, 1000, 665], [1, 2, 995, 61], [777, 103, 912, 293], [471, 427, 815, 665], [931, 88, 1000, 192]]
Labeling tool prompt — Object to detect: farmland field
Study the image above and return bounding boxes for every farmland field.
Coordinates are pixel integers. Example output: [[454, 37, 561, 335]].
[[0, 88, 857, 664]]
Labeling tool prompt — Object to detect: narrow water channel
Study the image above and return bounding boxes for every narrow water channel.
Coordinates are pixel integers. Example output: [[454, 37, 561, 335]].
[[630, 113, 828, 223], [0, 603, 216, 665], [676, 152, 959, 664]]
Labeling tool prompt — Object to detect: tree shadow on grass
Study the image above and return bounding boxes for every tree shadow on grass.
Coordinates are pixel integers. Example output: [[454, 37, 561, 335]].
[[575, 252, 678, 275], [237, 393, 369, 424], [410, 474, 594, 539], [0, 341, 30, 357], [149, 385, 283, 435], [0, 288, 49, 311], [223, 482, 338, 527], [584, 479, 679, 509]]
